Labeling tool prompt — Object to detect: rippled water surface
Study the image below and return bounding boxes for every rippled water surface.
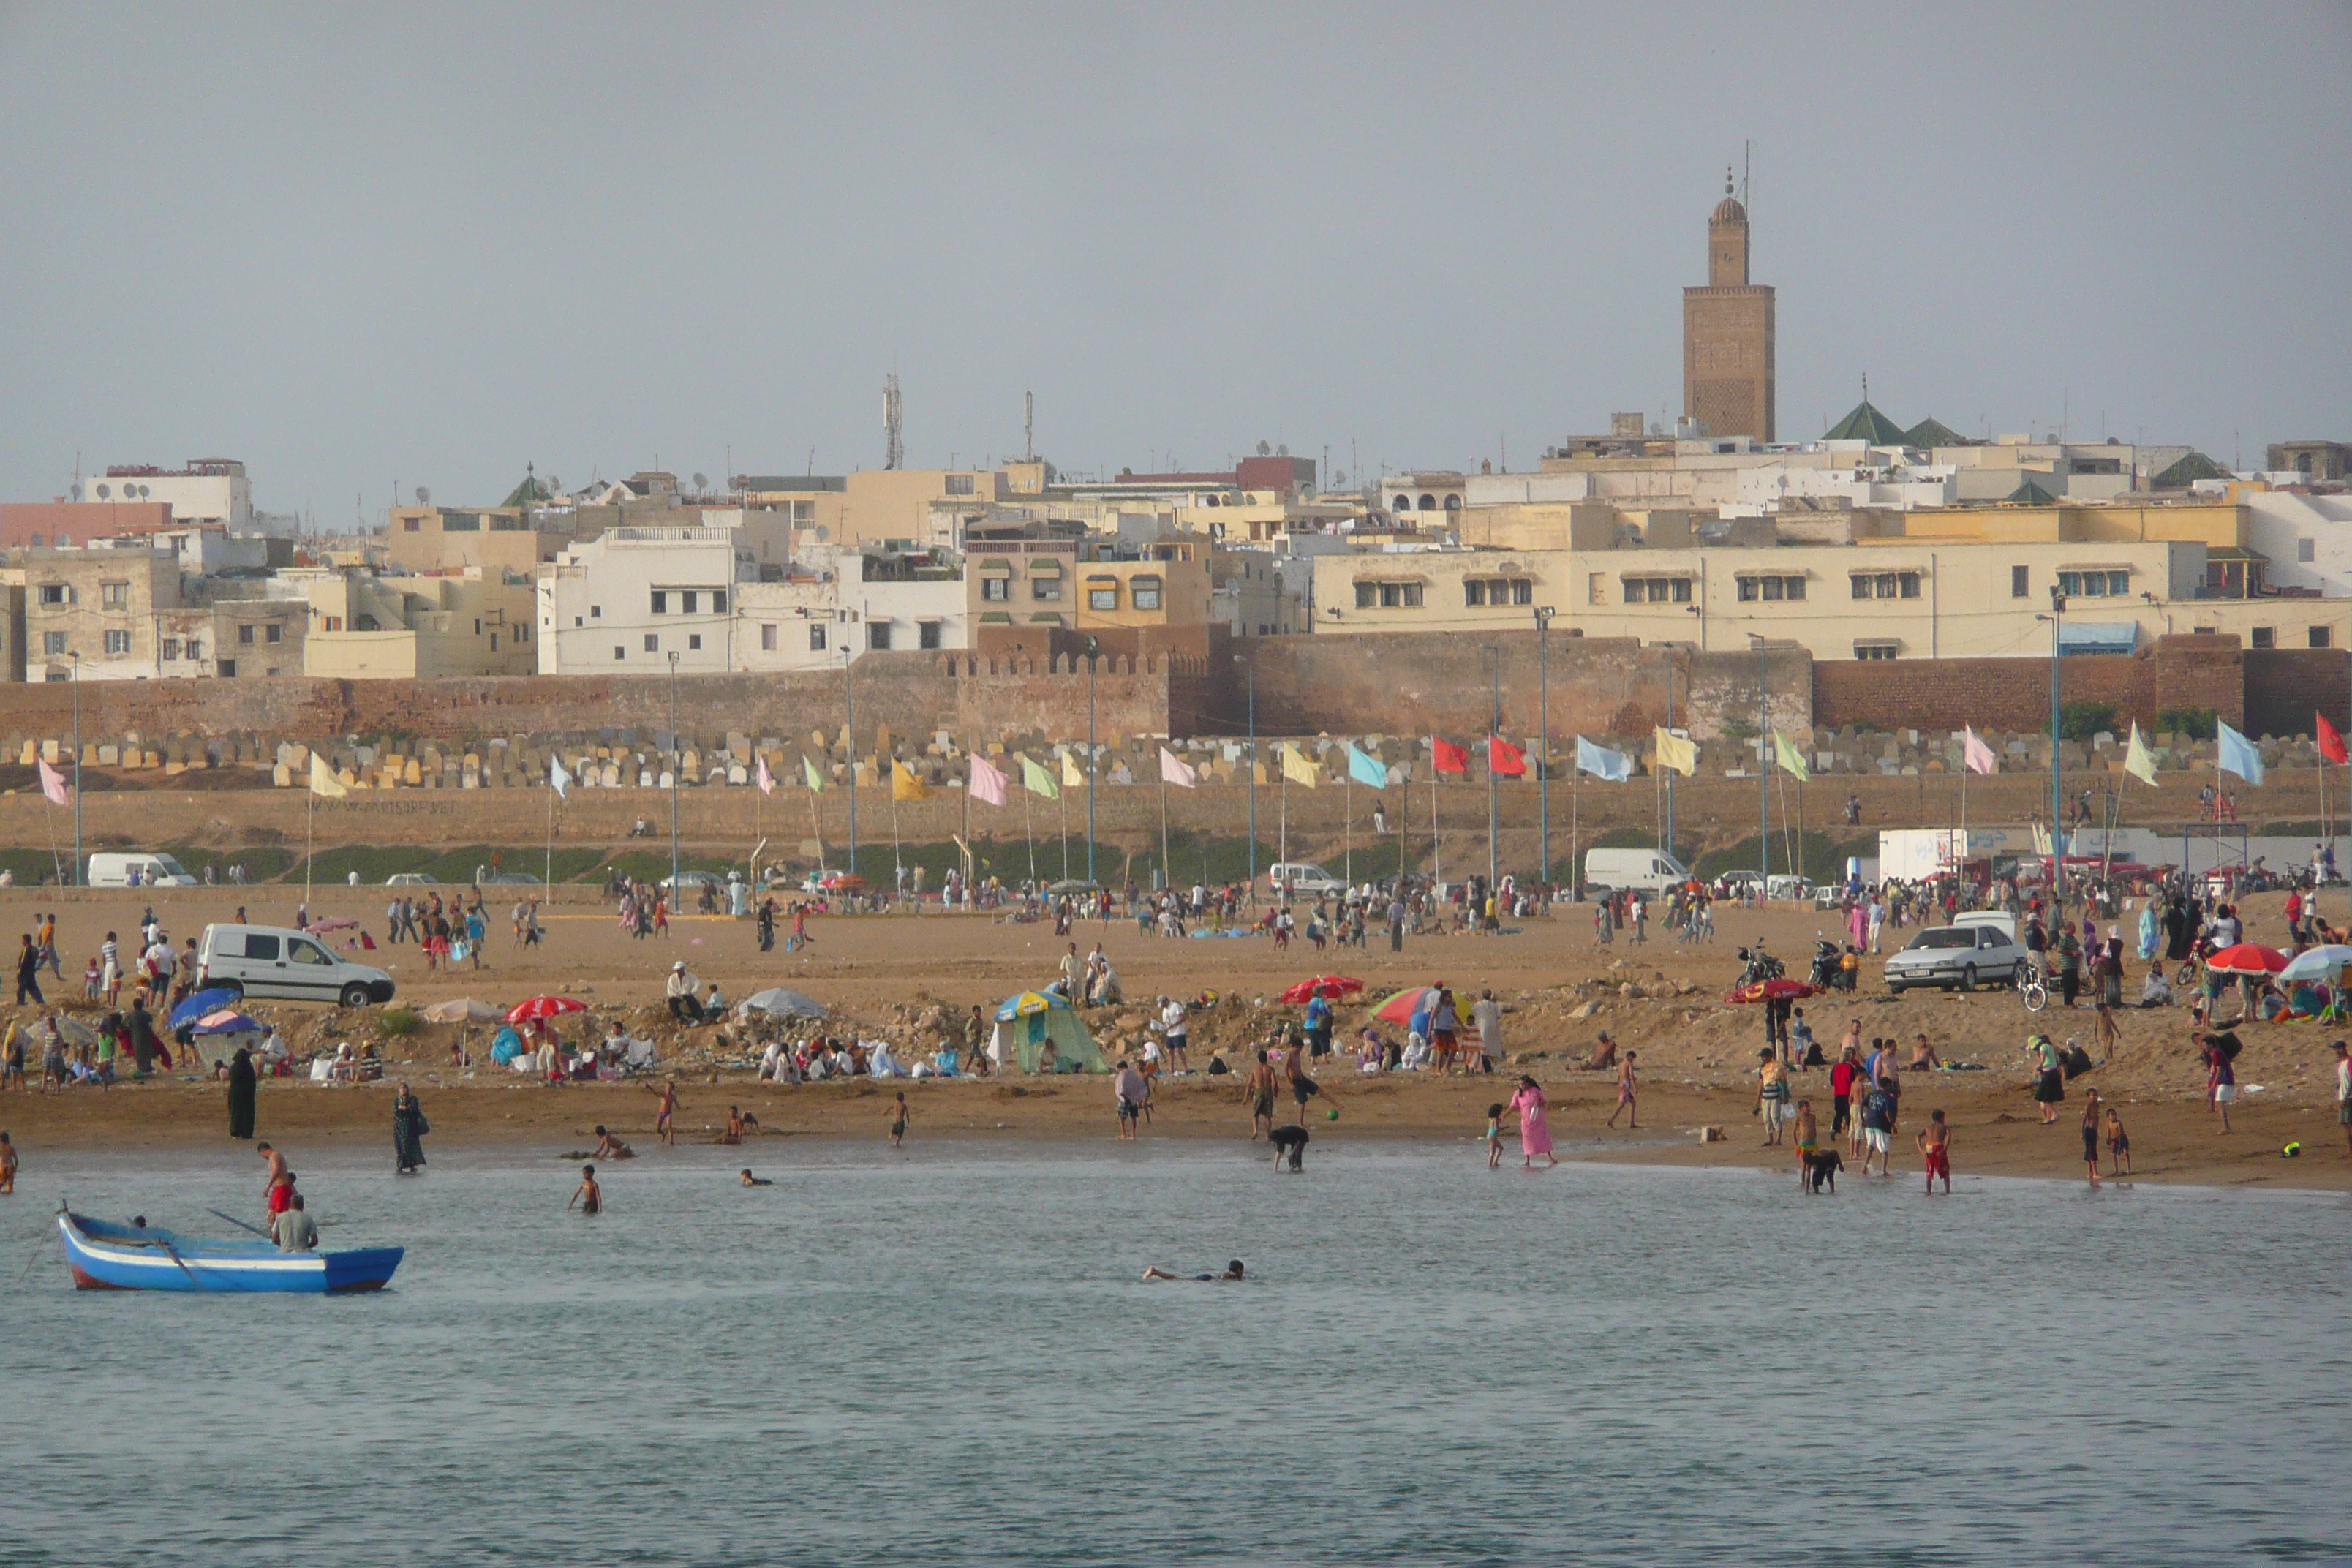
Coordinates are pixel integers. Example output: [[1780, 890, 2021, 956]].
[[3, 1137, 2345, 1566]]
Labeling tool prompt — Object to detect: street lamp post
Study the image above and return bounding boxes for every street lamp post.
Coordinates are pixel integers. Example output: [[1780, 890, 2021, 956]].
[[666, 651, 682, 894], [1234, 652, 1257, 902], [2046, 588, 2066, 890], [1085, 636, 1099, 886], [843, 647, 857, 877], [1533, 607, 1553, 886], [69, 652, 83, 886]]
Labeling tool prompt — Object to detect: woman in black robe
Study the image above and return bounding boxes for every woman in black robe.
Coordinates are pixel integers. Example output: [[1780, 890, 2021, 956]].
[[393, 1082, 429, 1174], [227, 1047, 257, 1139]]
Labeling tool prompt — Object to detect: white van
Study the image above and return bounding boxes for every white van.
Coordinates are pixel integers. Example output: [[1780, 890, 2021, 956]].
[[1583, 848, 1692, 894], [195, 924, 395, 1009], [86, 852, 200, 889], [1267, 862, 1347, 897]]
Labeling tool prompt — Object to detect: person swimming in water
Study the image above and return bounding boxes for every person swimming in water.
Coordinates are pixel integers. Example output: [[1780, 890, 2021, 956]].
[[591, 1126, 634, 1159], [568, 1164, 602, 1215], [739, 1169, 772, 1186], [1142, 1260, 1244, 1281]]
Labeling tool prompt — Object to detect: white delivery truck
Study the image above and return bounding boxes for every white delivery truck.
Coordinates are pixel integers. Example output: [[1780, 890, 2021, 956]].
[[1582, 848, 1692, 894]]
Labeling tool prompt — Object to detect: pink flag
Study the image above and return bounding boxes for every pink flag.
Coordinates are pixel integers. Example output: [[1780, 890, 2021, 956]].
[[38, 757, 70, 807], [1961, 726, 1999, 777], [755, 755, 774, 796], [969, 755, 1007, 807], [1158, 746, 1196, 788]]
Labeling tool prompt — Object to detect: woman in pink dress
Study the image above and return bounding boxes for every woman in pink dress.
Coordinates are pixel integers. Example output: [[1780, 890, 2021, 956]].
[[1508, 1075, 1557, 1169]]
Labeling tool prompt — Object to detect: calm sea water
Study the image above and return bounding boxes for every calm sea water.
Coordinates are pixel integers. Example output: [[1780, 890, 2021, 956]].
[[2, 1135, 2345, 1567]]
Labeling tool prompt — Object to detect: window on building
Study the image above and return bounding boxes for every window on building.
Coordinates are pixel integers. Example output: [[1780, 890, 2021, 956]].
[[1512, 579, 1533, 606], [1090, 587, 1118, 611], [869, 622, 892, 651], [982, 578, 1011, 602], [2250, 626, 2275, 649], [41, 631, 64, 656], [712, 590, 726, 614], [791, 500, 815, 524], [489, 633, 498, 652], [2011, 565, 2029, 598], [919, 620, 942, 649], [590, 605, 601, 618], [186, 641, 201, 660], [265, 623, 282, 644], [238, 624, 255, 645], [2056, 570, 2130, 598], [1032, 578, 1061, 601], [761, 624, 778, 652], [1465, 581, 1486, 607], [644, 633, 659, 652], [2310, 626, 2331, 649], [1740, 575, 1806, 602], [1588, 573, 1605, 604], [810, 625, 827, 652], [1132, 579, 1162, 611], [1355, 582, 1377, 609], [102, 581, 128, 608], [104, 630, 131, 655], [2298, 538, 2316, 563], [650, 590, 668, 614], [219, 658, 237, 677], [944, 474, 976, 496], [1419, 494, 1437, 510], [685, 634, 699, 650], [1391, 495, 1411, 513], [1854, 643, 1899, 660], [1850, 572, 1921, 600], [403, 518, 421, 532], [681, 591, 698, 614], [38, 584, 66, 606], [614, 645, 625, 660], [162, 638, 181, 660]]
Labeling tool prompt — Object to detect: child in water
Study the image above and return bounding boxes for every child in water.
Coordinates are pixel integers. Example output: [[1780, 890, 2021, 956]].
[[889, 1092, 910, 1148], [1485, 1104, 1504, 1169], [2105, 1108, 2132, 1177], [568, 1164, 602, 1215]]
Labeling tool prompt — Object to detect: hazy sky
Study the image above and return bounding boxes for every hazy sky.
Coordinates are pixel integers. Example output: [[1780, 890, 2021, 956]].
[[4, 2, 2346, 522]]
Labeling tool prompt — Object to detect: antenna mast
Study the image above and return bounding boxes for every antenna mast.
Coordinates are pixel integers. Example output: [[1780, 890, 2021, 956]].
[[1024, 390, 1033, 463], [883, 375, 905, 470]]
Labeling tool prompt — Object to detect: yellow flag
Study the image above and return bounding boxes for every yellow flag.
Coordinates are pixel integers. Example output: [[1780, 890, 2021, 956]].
[[1772, 730, 1812, 783], [2123, 722, 2159, 787], [307, 752, 347, 799], [1020, 753, 1059, 799], [1061, 750, 1085, 788], [802, 755, 826, 793], [1652, 728, 1697, 777], [1281, 742, 1319, 788], [892, 761, 929, 801]]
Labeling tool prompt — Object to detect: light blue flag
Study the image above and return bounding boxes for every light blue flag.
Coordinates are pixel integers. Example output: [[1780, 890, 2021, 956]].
[[2216, 721, 2265, 785], [1575, 735, 1631, 782], [1346, 743, 1387, 789]]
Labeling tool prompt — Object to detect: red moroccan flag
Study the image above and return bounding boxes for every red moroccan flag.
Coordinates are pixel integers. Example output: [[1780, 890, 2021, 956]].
[[2321, 714, 2349, 765], [1431, 736, 1469, 774], [1488, 734, 1526, 776]]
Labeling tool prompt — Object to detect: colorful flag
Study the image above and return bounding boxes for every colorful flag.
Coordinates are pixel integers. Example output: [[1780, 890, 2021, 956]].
[[549, 755, 572, 799], [1488, 734, 1526, 777], [1021, 754, 1059, 799], [1575, 736, 1630, 782], [1346, 743, 1387, 788], [1431, 736, 1469, 774], [1962, 726, 1999, 776], [1281, 742, 1319, 788], [969, 755, 1007, 807], [2217, 720, 2265, 785], [892, 760, 930, 801], [2321, 715, 2349, 765], [755, 755, 774, 796], [37, 757, 70, 807], [1651, 728, 1696, 777], [1158, 747, 1196, 788], [1061, 750, 1085, 789], [308, 753, 347, 799], [1772, 730, 1812, 783], [803, 755, 826, 792], [2123, 722, 2159, 787]]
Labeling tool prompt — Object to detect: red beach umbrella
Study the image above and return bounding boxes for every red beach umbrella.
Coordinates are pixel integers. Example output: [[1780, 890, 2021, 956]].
[[1723, 977, 1820, 1005], [506, 995, 588, 1023], [1278, 976, 1365, 1005], [2205, 943, 2286, 976]]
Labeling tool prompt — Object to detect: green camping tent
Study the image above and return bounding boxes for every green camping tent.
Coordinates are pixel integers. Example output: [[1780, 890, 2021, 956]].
[[988, 990, 1108, 1074]]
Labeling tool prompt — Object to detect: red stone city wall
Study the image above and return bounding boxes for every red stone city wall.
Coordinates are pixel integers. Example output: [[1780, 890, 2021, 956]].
[[1811, 635, 2245, 734]]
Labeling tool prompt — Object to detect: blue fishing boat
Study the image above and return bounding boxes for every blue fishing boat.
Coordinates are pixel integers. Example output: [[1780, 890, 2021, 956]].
[[56, 1210, 403, 1294]]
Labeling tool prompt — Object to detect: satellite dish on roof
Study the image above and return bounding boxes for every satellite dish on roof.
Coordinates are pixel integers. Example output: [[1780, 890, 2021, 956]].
[[692, 472, 708, 491], [414, 486, 431, 505], [95, 483, 110, 499], [136, 484, 150, 498]]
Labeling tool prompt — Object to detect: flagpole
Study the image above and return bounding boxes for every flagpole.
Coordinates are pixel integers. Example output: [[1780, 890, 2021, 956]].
[[1025, 767, 1036, 885], [1570, 747, 1580, 900], [1279, 752, 1289, 870], [546, 782, 556, 889], [305, 766, 314, 905], [1159, 764, 1169, 891], [1430, 738, 1441, 886], [1059, 759, 1069, 883], [1343, 755, 1352, 889]]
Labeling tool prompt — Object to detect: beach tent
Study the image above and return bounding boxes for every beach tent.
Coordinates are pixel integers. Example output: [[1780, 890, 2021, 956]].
[[989, 990, 1107, 1074], [738, 987, 828, 1019]]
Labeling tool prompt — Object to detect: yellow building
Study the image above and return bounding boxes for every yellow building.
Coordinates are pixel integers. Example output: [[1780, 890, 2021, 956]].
[[385, 506, 570, 575], [301, 570, 538, 678], [740, 470, 1006, 551]]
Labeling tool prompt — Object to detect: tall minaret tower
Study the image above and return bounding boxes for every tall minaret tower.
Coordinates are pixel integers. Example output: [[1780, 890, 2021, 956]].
[[1681, 166, 1776, 441]]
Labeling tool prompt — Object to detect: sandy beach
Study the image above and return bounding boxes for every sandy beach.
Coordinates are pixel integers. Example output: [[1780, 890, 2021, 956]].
[[2, 885, 2346, 1192]]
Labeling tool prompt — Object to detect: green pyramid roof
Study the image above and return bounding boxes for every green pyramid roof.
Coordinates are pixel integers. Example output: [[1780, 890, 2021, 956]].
[[2150, 451, 2227, 489], [1824, 399, 1906, 444], [2005, 478, 2062, 505], [1901, 416, 1964, 448], [500, 473, 552, 508]]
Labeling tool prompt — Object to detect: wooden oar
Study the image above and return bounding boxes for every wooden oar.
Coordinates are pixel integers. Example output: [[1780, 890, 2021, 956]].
[[208, 1207, 268, 1238]]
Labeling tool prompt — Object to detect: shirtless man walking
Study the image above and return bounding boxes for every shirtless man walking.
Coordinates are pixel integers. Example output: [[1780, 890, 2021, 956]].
[[1243, 1050, 1278, 1140]]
